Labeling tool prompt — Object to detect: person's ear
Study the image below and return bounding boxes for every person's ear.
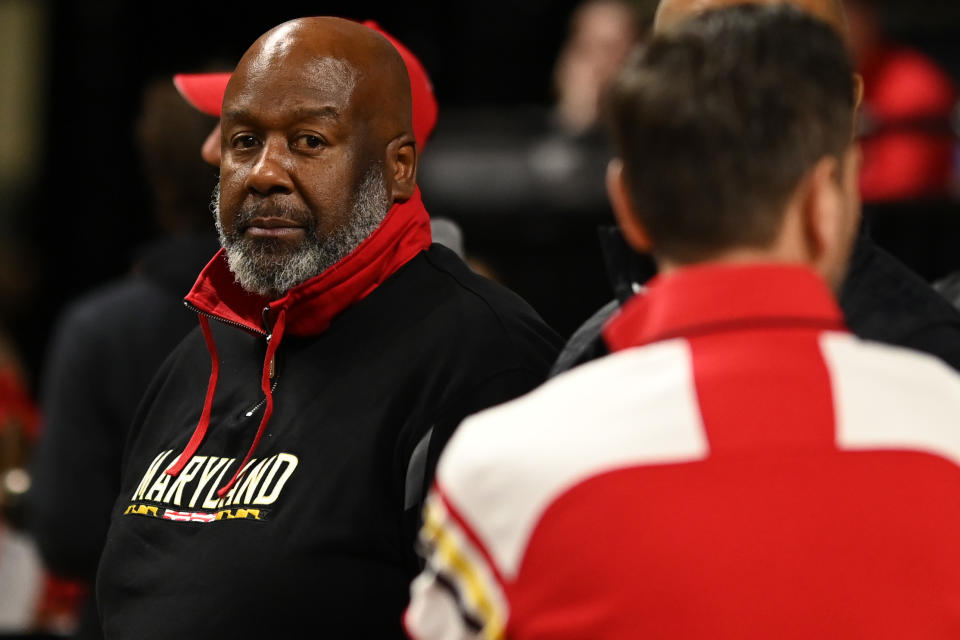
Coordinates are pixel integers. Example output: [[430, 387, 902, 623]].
[[607, 158, 653, 253], [799, 155, 843, 266], [203, 123, 222, 167], [851, 73, 866, 138], [853, 72, 865, 111], [387, 134, 418, 202]]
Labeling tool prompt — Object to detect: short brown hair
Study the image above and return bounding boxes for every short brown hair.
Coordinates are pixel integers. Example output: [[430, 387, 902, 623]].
[[607, 4, 855, 263]]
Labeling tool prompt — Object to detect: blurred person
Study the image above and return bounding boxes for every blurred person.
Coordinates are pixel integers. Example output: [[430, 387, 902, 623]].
[[532, 0, 647, 211], [95, 17, 559, 639], [423, 0, 645, 213], [172, 71, 230, 166], [551, 0, 960, 376], [0, 332, 44, 633], [416, 1, 647, 337], [0, 245, 85, 636], [28, 77, 219, 639], [852, 0, 960, 305], [553, 0, 644, 135], [846, 0, 958, 202], [407, 7, 960, 638]]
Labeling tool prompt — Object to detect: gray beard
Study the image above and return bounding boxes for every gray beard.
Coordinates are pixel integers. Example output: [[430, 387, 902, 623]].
[[212, 165, 389, 298]]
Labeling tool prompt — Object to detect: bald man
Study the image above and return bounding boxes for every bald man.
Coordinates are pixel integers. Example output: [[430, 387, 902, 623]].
[[552, 0, 960, 377], [95, 18, 559, 639]]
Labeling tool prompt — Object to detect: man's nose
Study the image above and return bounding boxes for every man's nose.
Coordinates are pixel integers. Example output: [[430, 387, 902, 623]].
[[246, 137, 294, 196]]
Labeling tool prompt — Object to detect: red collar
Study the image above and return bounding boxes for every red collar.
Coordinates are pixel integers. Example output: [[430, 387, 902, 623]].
[[603, 263, 847, 353], [185, 187, 433, 336]]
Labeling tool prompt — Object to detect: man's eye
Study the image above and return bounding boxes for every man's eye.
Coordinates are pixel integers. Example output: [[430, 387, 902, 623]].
[[294, 134, 325, 150], [232, 135, 259, 150]]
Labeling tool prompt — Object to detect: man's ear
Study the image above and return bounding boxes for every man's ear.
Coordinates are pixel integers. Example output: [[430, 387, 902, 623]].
[[798, 155, 842, 265], [607, 158, 653, 253], [387, 134, 418, 202], [851, 73, 865, 137], [204, 123, 222, 167], [853, 73, 865, 111]]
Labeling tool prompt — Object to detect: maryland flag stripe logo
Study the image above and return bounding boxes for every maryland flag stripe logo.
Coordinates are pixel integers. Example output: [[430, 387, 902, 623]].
[[163, 510, 217, 523], [124, 504, 159, 518], [124, 504, 265, 523]]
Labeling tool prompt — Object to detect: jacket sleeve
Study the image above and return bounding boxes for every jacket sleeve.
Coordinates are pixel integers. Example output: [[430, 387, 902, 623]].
[[29, 305, 122, 578], [548, 300, 617, 378], [425, 368, 546, 502], [897, 322, 960, 374], [405, 490, 510, 640], [400, 367, 547, 575]]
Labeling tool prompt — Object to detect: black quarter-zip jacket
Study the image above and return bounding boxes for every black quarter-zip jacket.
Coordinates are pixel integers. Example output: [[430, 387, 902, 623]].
[[96, 242, 560, 639]]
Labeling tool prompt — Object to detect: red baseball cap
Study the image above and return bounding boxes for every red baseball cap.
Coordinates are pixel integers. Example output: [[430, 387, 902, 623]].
[[172, 20, 438, 149], [172, 72, 231, 118]]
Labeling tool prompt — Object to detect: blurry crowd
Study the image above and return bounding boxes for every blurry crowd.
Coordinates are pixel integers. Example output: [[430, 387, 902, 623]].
[[2, 0, 960, 637]]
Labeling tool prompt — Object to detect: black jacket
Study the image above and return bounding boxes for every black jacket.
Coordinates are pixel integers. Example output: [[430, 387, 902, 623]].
[[551, 226, 960, 376], [96, 246, 560, 639]]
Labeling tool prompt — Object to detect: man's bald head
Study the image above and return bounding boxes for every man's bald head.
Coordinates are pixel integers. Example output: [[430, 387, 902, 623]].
[[225, 17, 414, 152], [655, 0, 848, 41]]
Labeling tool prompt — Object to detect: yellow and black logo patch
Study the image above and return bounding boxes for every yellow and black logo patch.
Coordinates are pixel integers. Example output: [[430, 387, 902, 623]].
[[123, 503, 268, 523]]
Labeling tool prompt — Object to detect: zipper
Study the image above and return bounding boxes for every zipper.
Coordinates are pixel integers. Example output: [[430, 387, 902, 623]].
[[243, 377, 280, 418], [262, 306, 276, 381], [185, 300, 279, 418], [249, 308, 280, 417], [183, 300, 268, 337]]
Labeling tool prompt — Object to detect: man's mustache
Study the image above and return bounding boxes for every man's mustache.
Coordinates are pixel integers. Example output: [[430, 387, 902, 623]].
[[233, 201, 316, 233]]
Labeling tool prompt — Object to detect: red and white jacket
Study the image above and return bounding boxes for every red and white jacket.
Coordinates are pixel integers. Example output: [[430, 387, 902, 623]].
[[406, 263, 960, 639]]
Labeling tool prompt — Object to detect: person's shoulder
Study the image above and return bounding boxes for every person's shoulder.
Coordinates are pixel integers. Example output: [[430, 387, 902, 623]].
[[48, 278, 175, 363], [435, 339, 705, 572], [57, 269, 196, 338], [411, 245, 561, 357], [820, 330, 960, 430], [420, 246, 546, 322], [842, 241, 960, 358], [58, 277, 149, 329], [441, 338, 701, 472]]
